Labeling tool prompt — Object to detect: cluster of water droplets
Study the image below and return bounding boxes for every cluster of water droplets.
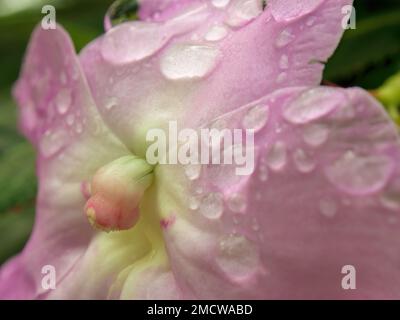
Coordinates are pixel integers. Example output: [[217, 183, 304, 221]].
[[216, 233, 260, 279]]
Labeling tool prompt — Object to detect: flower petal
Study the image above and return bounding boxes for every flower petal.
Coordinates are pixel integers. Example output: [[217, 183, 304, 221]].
[[0, 25, 129, 299], [138, 0, 203, 21], [155, 87, 400, 299], [81, 0, 352, 154]]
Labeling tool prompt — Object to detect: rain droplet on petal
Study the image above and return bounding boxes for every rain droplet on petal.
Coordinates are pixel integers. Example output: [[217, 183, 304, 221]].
[[303, 123, 329, 147], [66, 114, 75, 126], [105, 0, 139, 29], [306, 16, 316, 26], [276, 28, 295, 48], [189, 196, 200, 210], [60, 72, 67, 85], [75, 122, 83, 134], [283, 87, 342, 124], [242, 105, 269, 132], [276, 72, 287, 84], [251, 218, 260, 231], [266, 141, 287, 171], [380, 193, 400, 211], [293, 148, 316, 173], [227, 193, 246, 213], [105, 97, 118, 110], [205, 25, 228, 42], [160, 44, 220, 80], [199, 192, 224, 219], [39, 129, 67, 158], [55, 88, 72, 115], [279, 55, 289, 69], [259, 166, 268, 182], [319, 198, 337, 218], [102, 22, 168, 64], [217, 234, 260, 279], [380, 179, 400, 211], [211, 0, 230, 8], [184, 163, 202, 180], [225, 0, 263, 27], [325, 151, 393, 195]]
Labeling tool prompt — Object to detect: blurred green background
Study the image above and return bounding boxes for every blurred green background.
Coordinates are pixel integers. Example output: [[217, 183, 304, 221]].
[[0, 0, 399, 265]]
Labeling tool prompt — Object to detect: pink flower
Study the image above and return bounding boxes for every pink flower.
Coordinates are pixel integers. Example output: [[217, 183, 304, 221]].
[[1, 0, 400, 299]]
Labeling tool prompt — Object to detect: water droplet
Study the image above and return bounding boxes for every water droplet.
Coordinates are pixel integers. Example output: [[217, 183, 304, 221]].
[[105, 97, 118, 110], [71, 65, 79, 80], [200, 192, 224, 219], [160, 44, 220, 80], [380, 179, 400, 211], [319, 199, 337, 218], [279, 55, 289, 69], [105, 0, 139, 29], [293, 148, 315, 173], [259, 166, 268, 182], [251, 218, 260, 231], [331, 104, 355, 121], [325, 151, 393, 195], [102, 22, 168, 64], [66, 114, 75, 126], [60, 72, 67, 85], [276, 72, 287, 84], [266, 141, 287, 171], [303, 123, 329, 147], [212, 0, 230, 8], [276, 28, 295, 48], [184, 164, 202, 180], [283, 87, 342, 124], [380, 194, 400, 211], [205, 25, 228, 41], [210, 118, 228, 131], [194, 185, 203, 195], [75, 122, 83, 134], [306, 16, 316, 26], [39, 129, 67, 158], [55, 88, 72, 115], [216, 234, 259, 278], [189, 196, 200, 210], [227, 193, 246, 213], [226, 0, 263, 27], [242, 105, 269, 132]]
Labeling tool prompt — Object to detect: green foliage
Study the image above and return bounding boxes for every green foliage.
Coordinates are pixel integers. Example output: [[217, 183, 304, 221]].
[[0, 95, 37, 264], [325, 1, 400, 89]]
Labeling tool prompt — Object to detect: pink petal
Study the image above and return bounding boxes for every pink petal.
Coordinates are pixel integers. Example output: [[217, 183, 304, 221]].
[[81, 0, 352, 153], [161, 87, 400, 299], [1, 25, 129, 299], [138, 0, 203, 21]]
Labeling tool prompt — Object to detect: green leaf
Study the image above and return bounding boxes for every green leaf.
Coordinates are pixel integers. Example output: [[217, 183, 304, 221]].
[[325, 9, 400, 88], [0, 142, 37, 214], [375, 71, 400, 125], [0, 206, 35, 264], [0, 92, 37, 213]]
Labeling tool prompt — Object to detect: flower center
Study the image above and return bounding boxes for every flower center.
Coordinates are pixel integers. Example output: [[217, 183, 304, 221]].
[[84, 155, 154, 232]]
